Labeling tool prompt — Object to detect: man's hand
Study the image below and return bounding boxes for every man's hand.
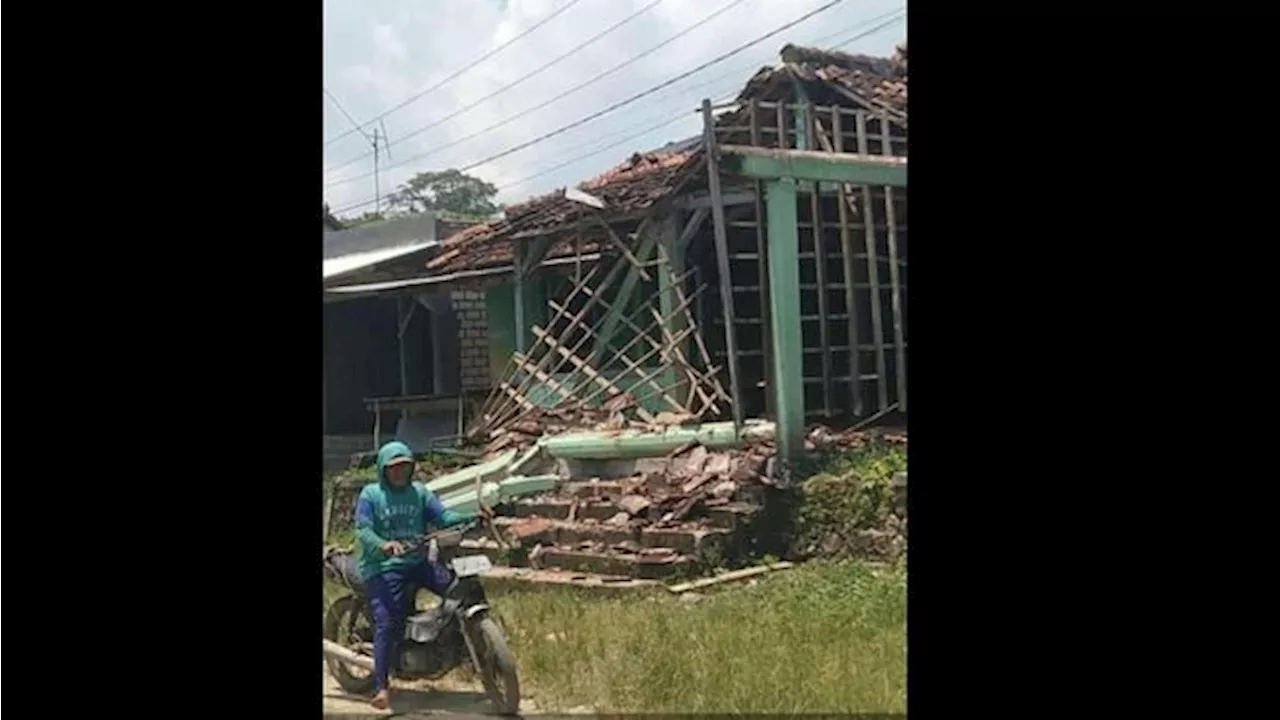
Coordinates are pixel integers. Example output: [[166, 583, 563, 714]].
[[476, 504, 496, 521], [380, 540, 408, 557]]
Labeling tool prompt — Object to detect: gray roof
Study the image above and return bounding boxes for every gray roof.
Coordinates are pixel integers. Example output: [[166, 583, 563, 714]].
[[322, 213, 444, 281], [322, 212, 440, 260]]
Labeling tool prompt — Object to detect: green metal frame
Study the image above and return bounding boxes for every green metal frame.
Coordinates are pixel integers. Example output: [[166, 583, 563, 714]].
[[720, 144, 907, 186], [764, 178, 805, 459], [738, 145, 907, 460]]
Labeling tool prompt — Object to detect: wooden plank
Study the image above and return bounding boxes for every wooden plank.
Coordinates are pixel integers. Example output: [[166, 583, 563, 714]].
[[857, 111, 889, 411], [702, 98, 745, 431], [498, 382, 537, 412], [548, 300, 685, 413], [667, 562, 795, 593], [657, 254, 732, 406], [884, 185, 907, 413], [485, 261, 617, 424], [481, 264, 600, 421], [530, 328, 629, 401], [832, 106, 861, 416], [511, 351, 576, 405], [572, 281, 716, 414], [751, 97, 774, 419], [804, 101, 832, 417], [541, 284, 708, 417], [593, 214, 652, 282]]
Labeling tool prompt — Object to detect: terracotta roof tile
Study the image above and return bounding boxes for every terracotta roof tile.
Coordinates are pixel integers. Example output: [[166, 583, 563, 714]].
[[429, 147, 701, 273]]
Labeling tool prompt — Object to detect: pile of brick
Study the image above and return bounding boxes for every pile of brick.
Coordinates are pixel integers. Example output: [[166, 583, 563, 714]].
[[459, 440, 777, 582]]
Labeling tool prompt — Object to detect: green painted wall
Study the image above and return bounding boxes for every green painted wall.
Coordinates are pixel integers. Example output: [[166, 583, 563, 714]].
[[486, 278, 548, 386]]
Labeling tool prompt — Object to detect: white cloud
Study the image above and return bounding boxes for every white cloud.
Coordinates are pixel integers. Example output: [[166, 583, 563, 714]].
[[322, 0, 906, 216]]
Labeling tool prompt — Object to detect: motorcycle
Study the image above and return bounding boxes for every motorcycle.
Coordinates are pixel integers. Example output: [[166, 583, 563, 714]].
[[322, 519, 520, 714]]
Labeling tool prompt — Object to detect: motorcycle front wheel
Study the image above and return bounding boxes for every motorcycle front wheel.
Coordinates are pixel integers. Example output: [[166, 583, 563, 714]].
[[324, 595, 377, 695], [471, 616, 521, 715]]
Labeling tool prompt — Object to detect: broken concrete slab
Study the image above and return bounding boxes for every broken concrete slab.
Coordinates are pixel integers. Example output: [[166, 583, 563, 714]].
[[539, 422, 754, 460], [513, 498, 574, 519]]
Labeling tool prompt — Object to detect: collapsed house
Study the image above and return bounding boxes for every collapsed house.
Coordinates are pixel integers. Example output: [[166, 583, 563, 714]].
[[323, 43, 909, 584], [326, 43, 908, 458]]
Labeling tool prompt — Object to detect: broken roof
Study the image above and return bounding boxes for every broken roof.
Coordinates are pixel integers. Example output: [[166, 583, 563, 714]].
[[428, 138, 703, 274], [431, 41, 906, 275], [738, 42, 908, 123]]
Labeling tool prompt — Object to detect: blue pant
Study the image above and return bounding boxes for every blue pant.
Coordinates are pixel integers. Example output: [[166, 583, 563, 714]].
[[366, 560, 456, 692]]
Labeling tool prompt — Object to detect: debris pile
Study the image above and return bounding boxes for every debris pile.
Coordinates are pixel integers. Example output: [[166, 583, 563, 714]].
[[467, 219, 730, 460], [803, 424, 908, 452], [463, 437, 779, 581], [475, 391, 707, 461]]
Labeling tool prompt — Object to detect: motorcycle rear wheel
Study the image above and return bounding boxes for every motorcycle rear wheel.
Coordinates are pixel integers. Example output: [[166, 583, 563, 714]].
[[472, 616, 521, 715], [324, 595, 377, 695]]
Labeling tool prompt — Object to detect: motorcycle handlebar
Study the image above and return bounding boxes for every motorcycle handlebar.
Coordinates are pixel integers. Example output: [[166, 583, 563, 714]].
[[392, 518, 484, 553]]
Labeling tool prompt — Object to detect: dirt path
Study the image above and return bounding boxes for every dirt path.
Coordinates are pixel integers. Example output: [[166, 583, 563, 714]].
[[322, 662, 500, 718]]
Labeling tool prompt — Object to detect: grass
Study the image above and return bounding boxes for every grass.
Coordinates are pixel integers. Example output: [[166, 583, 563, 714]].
[[489, 559, 906, 713]]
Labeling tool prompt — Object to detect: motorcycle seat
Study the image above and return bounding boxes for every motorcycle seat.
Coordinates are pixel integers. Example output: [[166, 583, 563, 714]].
[[324, 548, 367, 595]]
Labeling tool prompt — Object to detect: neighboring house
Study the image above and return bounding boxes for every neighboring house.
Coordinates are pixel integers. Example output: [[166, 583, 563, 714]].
[[323, 43, 908, 457], [322, 213, 474, 450]]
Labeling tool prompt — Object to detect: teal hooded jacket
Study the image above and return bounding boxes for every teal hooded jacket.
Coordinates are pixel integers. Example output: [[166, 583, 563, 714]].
[[354, 441, 471, 581]]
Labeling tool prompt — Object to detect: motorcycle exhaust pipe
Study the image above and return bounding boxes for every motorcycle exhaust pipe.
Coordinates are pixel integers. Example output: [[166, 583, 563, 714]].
[[323, 639, 375, 672]]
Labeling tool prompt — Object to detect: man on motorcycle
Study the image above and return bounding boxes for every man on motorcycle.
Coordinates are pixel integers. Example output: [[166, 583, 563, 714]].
[[355, 440, 492, 710]]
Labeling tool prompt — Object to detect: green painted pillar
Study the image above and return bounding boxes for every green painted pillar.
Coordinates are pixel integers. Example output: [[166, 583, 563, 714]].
[[766, 178, 805, 459]]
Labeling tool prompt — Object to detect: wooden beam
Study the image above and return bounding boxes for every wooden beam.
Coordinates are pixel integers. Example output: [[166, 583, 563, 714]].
[[720, 145, 907, 186], [673, 191, 756, 210], [702, 98, 745, 432]]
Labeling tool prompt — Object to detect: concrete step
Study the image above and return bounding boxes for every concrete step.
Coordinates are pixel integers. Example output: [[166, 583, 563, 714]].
[[538, 546, 692, 580], [511, 495, 762, 526], [704, 501, 760, 530], [481, 517, 732, 555], [640, 526, 732, 555]]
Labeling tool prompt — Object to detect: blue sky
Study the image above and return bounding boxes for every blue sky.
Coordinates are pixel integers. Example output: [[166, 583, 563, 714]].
[[323, 0, 906, 218]]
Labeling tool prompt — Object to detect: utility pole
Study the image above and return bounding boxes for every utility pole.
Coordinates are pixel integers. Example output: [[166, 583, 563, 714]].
[[322, 88, 392, 221], [374, 119, 392, 218]]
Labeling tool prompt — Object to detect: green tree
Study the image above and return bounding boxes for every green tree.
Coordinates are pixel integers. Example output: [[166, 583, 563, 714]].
[[386, 169, 499, 217], [341, 211, 387, 228]]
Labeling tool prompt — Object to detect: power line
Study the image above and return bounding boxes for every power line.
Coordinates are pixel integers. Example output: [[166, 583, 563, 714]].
[[496, 90, 737, 195], [322, 0, 585, 148], [325, 0, 751, 190], [455, 0, 844, 174], [331, 0, 846, 215], [330, 0, 905, 217], [489, 8, 908, 198], [323, 87, 374, 142], [834, 11, 905, 49], [325, 0, 670, 176]]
